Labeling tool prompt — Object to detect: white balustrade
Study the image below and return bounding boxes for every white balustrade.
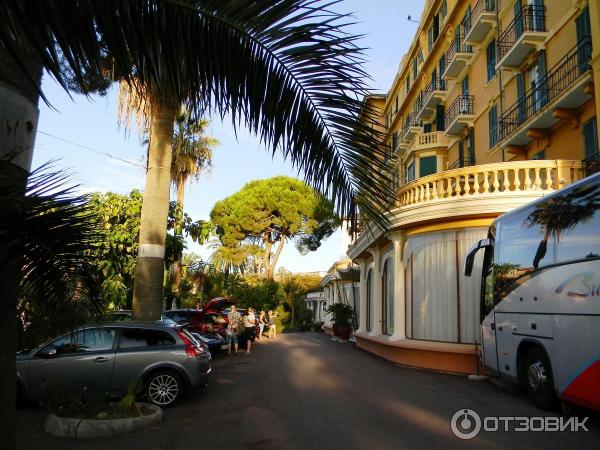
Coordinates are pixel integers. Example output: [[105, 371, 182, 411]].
[[398, 160, 584, 207]]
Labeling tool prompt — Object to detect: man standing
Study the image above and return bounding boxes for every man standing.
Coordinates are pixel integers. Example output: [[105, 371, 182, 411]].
[[227, 305, 242, 355]]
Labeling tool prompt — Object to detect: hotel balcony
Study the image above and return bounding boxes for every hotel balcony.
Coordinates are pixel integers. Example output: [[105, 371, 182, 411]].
[[397, 159, 583, 208], [447, 156, 476, 170], [464, 0, 497, 45], [444, 95, 474, 136], [401, 112, 422, 143], [402, 131, 449, 163], [498, 38, 593, 146], [442, 33, 473, 80], [497, 5, 547, 69], [415, 77, 446, 121]]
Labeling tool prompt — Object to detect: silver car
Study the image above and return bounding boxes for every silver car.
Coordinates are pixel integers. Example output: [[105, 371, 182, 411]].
[[16, 322, 211, 407]]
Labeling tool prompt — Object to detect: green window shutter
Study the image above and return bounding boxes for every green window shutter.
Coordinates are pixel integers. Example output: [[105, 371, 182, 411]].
[[576, 7, 592, 73], [462, 75, 469, 96], [488, 105, 497, 148], [439, 56, 446, 89], [514, 1, 523, 36], [486, 39, 496, 81], [467, 129, 475, 162], [458, 140, 464, 162], [419, 156, 437, 177], [436, 104, 445, 131], [537, 50, 547, 106], [583, 117, 598, 159], [441, 0, 447, 18]]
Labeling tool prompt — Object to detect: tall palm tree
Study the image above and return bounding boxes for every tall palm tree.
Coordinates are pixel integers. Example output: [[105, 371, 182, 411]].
[[168, 109, 218, 304], [171, 109, 218, 208]]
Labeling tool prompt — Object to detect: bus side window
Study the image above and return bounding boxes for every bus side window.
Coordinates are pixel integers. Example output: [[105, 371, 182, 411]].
[[483, 267, 494, 317]]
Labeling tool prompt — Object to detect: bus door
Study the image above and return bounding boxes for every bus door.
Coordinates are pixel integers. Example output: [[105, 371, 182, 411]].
[[480, 254, 499, 373]]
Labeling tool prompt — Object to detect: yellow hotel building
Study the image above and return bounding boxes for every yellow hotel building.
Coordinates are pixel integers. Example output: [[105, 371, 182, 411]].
[[346, 0, 600, 373]]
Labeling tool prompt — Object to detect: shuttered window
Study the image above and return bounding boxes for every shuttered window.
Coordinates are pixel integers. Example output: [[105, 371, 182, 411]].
[[488, 105, 498, 148], [486, 39, 496, 81], [583, 117, 598, 159], [419, 156, 437, 177]]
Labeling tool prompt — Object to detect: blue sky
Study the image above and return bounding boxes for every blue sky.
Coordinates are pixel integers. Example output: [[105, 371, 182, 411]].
[[32, 0, 424, 273]]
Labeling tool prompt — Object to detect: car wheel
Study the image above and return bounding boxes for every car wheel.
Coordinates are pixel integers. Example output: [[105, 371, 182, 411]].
[[525, 347, 556, 410], [146, 370, 184, 408]]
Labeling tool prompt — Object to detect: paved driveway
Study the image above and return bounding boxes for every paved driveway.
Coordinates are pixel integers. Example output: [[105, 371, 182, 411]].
[[16, 333, 599, 449]]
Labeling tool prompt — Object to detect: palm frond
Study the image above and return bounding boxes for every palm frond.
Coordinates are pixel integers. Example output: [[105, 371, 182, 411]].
[[0, 0, 393, 228], [0, 161, 105, 325]]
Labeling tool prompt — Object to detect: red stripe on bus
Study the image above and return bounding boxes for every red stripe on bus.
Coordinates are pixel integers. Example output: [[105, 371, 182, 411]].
[[561, 359, 600, 412]]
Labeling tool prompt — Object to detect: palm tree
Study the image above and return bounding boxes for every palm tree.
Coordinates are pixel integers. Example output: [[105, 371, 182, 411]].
[[168, 109, 218, 304], [171, 109, 218, 208], [0, 162, 104, 448]]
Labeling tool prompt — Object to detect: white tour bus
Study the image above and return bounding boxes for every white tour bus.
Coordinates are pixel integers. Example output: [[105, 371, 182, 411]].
[[464, 172, 600, 411]]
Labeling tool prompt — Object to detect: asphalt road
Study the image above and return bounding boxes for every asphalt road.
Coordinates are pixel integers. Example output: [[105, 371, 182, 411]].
[[16, 332, 599, 449]]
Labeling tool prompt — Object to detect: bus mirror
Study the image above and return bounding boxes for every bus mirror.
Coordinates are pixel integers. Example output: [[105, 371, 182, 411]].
[[464, 239, 490, 277]]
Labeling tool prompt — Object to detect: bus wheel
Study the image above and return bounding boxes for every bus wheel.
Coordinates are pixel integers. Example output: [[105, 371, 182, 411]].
[[525, 347, 556, 410]]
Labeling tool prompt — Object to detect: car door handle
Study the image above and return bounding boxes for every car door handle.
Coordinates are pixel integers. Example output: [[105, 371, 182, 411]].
[[94, 357, 109, 363]]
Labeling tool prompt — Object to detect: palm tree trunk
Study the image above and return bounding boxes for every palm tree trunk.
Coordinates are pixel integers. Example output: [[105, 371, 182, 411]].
[[132, 93, 178, 321], [0, 46, 43, 450], [176, 181, 185, 208]]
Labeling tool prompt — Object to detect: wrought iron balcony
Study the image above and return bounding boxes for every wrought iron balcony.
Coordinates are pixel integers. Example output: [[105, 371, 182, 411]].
[[442, 33, 473, 79], [444, 95, 474, 136], [464, 0, 497, 44], [402, 112, 422, 142], [416, 77, 446, 121], [499, 37, 593, 145], [447, 157, 476, 171], [497, 4, 547, 68], [583, 153, 600, 177]]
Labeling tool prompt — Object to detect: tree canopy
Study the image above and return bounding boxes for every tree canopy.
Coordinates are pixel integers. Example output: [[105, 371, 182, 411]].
[[210, 176, 340, 278]]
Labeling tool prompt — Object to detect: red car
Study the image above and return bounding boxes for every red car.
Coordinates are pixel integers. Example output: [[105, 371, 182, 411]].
[[161, 298, 236, 338]]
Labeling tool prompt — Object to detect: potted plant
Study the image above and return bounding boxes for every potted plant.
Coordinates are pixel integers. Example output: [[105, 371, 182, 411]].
[[325, 303, 354, 341]]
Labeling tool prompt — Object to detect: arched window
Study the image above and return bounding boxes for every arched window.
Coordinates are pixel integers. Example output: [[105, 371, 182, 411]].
[[366, 268, 374, 332], [382, 258, 395, 335]]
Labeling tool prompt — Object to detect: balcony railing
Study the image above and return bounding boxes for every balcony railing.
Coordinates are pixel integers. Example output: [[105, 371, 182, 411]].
[[447, 157, 476, 171], [443, 33, 473, 78], [416, 77, 446, 119], [445, 95, 474, 129], [499, 37, 592, 141], [398, 160, 584, 207], [583, 153, 600, 177], [402, 112, 420, 141], [464, 0, 497, 42], [497, 5, 546, 63]]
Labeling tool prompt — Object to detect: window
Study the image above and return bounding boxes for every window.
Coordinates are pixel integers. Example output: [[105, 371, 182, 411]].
[[576, 6, 591, 72], [428, 27, 433, 53], [382, 258, 395, 336], [413, 58, 418, 81], [496, 180, 600, 292], [406, 161, 415, 182], [395, 95, 399, 113], [488, 105, 498, 148], [51, 328, 116, 355], [531, 150, 545, 160], [583, 117, 598, 159], [406, 75, 410, 94], [392, 132, 398, 153], [441, 0, 447, 19], [366, 269, 374, 332], [419, 156, 437, 177], [461, 75, 469, 96], [467, 129, 475, 162], [433, 14, 440, 41], [118, 328, 176, 349], [436, 104, 445, 131], [486, 39, 496, 81], [423, 122, 432, 134]]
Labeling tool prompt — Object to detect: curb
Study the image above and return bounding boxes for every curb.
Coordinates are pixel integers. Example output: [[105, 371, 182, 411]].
[[43, 403, 163, 439]]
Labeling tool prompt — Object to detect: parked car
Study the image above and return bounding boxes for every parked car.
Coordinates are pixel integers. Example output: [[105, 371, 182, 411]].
[[16, 322, 211, 408], [188, 330, 229, 355], [105, 309, 132, 322]]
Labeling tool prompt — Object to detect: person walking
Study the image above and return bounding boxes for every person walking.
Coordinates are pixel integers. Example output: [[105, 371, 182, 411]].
[[258, 310, 267, 340], [267, 310, 278, 340], [243, 307, 257, 354], [227, 305, 242, 355]]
